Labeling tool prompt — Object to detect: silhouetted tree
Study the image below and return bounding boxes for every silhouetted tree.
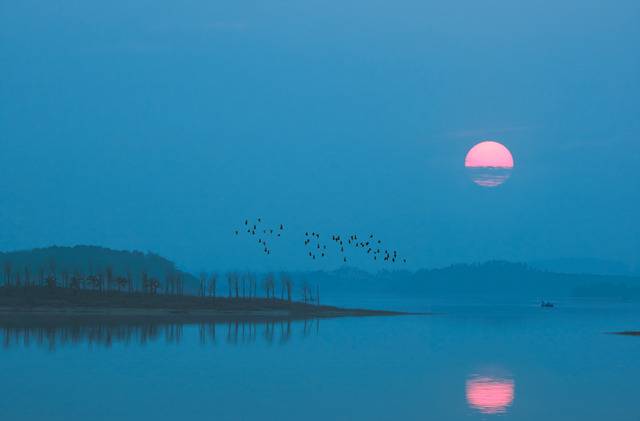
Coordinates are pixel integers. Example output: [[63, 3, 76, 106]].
[[61, 269, 70, 289], [106, 266, 114, 291], [36, 267, 44, 287], [199, 272, 207, 297], [301, 280, 311, 304], [23, 266, 31, 287], [248, 273, 257, 299], [3, 261, 12, 287], [226, 272, 237, 298], [263, 273, 276, 299], [116, 276, 128, 292], [208, 273, 217, 299], [126, 270, 133, 293], [48, 257, 56, 280], [280, 273, 294, 302]]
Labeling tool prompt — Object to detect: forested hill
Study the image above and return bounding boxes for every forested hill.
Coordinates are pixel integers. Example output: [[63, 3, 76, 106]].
[[292, 261, 640, 299], [0, 246, 197, 291]]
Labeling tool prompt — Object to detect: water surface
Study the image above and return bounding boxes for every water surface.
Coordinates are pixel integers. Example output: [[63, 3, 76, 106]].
[[1, 298, 638, 420]]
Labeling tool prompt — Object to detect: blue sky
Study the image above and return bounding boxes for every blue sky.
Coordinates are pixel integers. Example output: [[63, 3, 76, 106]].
[[1, 0, 638, 272]]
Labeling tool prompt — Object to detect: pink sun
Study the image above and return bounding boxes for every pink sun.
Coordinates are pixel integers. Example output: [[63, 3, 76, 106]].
[[464, 141, 514, 187]]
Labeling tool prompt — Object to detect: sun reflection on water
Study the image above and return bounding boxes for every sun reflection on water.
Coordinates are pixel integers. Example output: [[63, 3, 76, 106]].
[[466, 375, 515, 414]]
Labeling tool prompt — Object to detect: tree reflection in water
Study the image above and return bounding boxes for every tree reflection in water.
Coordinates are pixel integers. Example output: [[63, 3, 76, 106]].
[[0, 317, 320, 350]]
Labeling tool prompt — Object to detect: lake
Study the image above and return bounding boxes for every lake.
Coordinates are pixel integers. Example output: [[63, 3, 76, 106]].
[[1, 297, 639, 420]]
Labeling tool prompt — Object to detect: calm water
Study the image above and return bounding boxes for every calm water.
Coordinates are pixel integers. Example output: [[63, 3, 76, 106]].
[[1, 297, 639, 420]]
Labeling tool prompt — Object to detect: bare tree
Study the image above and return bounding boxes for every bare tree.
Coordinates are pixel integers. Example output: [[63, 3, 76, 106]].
[[281, 273, 293, 303], [233, 273, 239, 298], [263, 273, 276, 300], [208, 273, 217, 299], [70, 271, 82, 290], [301, 280, 311, 304], [45, 274, 57, 289], [241, 273, 248, 298], [248, 273, 257, 299], [3, 261, 12, 287], [116, 276, 128, 292], [226, 272, 238, 298], [48, 257, 57, 280], [142, 271, 149, 294], [199, 272, 207, 297], [176, 274, 183, 296], [142, 272, 160, 295], [61, 269, 70, 289], [126, 270, 133, 294], [23, 266, 31, 288], [105, 266, 114, 292], [37, 267, 45, 287], [149, 278, 160, 295]]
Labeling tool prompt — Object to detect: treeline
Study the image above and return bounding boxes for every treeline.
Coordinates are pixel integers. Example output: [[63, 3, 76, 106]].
[[0, 247, 320, 304], [0, 257, 188, 295], [198, 271, 319, 304]]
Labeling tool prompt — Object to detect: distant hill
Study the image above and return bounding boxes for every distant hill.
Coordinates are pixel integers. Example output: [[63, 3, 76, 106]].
[[292, 261, 640, 300], [530, 258, 638, 277], [0, 246, 198, 292]]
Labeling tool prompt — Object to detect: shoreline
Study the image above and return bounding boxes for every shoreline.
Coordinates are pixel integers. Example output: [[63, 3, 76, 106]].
[[0, 305, 408, 320], [0, 286, 416, 322]]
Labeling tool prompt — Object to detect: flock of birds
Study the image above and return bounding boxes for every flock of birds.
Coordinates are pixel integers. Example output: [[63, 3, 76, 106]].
[[235, 218, 407, 265], [234, 218, 284, 256], [304, 232, 406, 264]]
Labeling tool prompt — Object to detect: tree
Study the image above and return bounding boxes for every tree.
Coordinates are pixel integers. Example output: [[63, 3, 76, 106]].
[[199, 272, 207, 297], [3, 261, 12, 287], [45, 274, 57, 289], [301, 280, 311, 304], [176, 274, 183, 296], [70, 271, 82, 290], [281, 273, 293, 303], [37, 267, 45, 287], [241, 273, 248, 298], [263, 273, 276, 299], [126, 270, 133, 294], [48, 257, 57, 280], [142, 271, 149, 294], [234, 273, 239, 298], [208, 273, 217, 299], [116, 276, 128, 292], [23, 266, 31, 288], [248, 273, 257, 299], [61, 269, 70, 289], [105, 266, 114, 291], [226, 272, 238, 298]]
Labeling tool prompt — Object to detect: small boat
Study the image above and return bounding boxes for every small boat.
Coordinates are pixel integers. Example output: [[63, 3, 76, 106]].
[[540, 301, 555, 308]]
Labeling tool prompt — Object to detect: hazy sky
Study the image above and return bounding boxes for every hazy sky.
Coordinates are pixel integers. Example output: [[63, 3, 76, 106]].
[[1, 0, 639, 272]]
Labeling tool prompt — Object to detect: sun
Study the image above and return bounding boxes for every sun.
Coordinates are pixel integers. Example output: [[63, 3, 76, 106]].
[[465, 141, 514, 187]]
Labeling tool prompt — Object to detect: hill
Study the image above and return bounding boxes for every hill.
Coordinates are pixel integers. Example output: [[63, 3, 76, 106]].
[[0, 246, 198, 293], [293, 261, 640, 300]]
